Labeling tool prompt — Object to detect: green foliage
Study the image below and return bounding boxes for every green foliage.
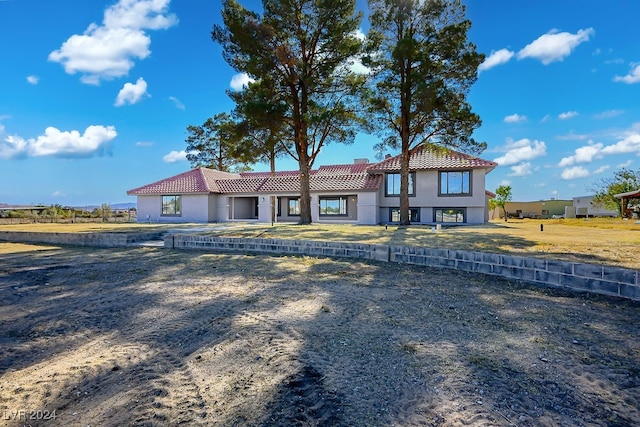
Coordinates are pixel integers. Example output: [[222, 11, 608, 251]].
[[363, 0, 485, 225], [591, 168, 640, 216], [491, 185, 512, 221], [212, 0, 365, 224], [228, 78, 290, 173], [185, 112, 251, 172]]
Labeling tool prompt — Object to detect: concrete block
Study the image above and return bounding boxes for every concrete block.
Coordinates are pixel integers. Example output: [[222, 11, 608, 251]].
[[392, 254, 408, 263], [373, 245, 390, 262], [523, 257, 547, 270], [433, 258, 456, 268], [574, 263, 603, 280], [408, 255, 426, 265], [493, 264, 521, 279], [619, 284, 640, 301], [546, 260, 573, 275], [501, 255, 524, 267], [482, 253, 502, 264], [453, 250, 475, 262], [474, 262, 494, 275], [535, 270, 561, 285], [602, 266, 637, 285], [455, 260, 475, 272], [432, 248, 450, 259], [560, 276, 619, 296]]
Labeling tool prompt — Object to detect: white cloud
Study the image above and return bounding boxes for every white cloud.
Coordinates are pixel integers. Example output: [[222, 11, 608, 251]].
[[503, 113, 527, 123], [540, 114, 551, 123], [508, 162, 532, 177], [26, 75, 39, 85], [0, 125, 117, 159], [601, 132, 640, 155], [614, 64, 640, 84], [493, 138, 547, 166], [594, 109, 623, 119], [103, 0, 177, 30], [556, 131, 588, 141], [561, 166, 590, 180], [349, 58, 371, 75], [500, 180, 511, 187], [52, 191, 67, 198], [49, 0, 177, 84], [558, 142, 604, 166], [479, 48, 514, 72], [163, 150, 187, 163], [114, 77, 148, 106], [168, 96, 185, 110], [617, 160, 633, 168], [230, 73, 255, 91], [135, 141, 154, 147], [517, 28, 594, 65], [558, 111, 578, 120], [593, 165, 610, 175]]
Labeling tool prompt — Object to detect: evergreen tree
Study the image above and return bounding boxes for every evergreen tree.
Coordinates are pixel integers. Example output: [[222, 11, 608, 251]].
[[213, 0, 364, 224], [363, 0, 485, 225]]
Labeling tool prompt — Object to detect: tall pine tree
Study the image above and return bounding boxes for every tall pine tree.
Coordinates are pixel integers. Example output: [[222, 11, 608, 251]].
[[213, 0, 364, 224], [364, 0, 485, 225]]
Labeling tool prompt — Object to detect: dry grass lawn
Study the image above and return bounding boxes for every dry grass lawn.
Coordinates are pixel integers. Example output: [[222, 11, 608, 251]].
[[0, 217, 638, 268]]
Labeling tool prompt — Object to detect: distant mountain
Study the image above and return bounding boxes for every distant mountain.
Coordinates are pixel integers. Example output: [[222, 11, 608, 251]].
[[0, 202, 136, 210], [74, 202, 137, 211], [110, 202, 137, 210]]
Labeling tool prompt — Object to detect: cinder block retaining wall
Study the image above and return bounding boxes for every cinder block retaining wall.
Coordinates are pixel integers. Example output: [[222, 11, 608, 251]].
[[167, 234, 640, 301], [0, 231, 164, 247], [1, 231, 637, 301]]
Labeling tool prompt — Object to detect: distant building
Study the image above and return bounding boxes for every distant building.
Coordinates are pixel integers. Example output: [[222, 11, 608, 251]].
[[566, 195, 618, 218], [490, 199, 573, 220]]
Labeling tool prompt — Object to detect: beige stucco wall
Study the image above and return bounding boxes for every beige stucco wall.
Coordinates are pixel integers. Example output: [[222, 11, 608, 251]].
[[357, 192, 378, 225], [377, 169, 489, 224], [135, 194, 213, 223]]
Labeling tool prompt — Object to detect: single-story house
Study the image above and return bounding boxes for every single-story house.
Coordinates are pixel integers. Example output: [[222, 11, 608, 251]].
[[127, 146, 497, 225]]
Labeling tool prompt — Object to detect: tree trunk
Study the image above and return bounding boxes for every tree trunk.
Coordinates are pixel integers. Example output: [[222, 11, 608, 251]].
[[270, 152, 276, 225], [399, 149, 411, 225], [298, 156, 312, 224]]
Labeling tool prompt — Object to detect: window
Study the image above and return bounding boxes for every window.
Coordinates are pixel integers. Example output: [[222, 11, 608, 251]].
[[440, 170, 471, 195], [319, 196, 348, 216], [389, 208, 420, 223], [288, 198, 300, 216], [162, 195, 181, 216], [435, 208, 465, 223], [386, 173, 415, 196]]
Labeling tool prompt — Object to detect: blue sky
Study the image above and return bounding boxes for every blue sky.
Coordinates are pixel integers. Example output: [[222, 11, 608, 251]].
[[1, 0, 639, 206]]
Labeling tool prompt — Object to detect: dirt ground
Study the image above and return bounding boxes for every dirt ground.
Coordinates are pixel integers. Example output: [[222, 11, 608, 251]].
[[1, 244, 639, 426]]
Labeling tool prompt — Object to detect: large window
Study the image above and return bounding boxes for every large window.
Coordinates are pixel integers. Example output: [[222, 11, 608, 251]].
[[386, 173, 415, 196], [435, 208, 465, 223], [319, 196, 348, 216], [288, 198, 300, 216], [162, 195, 181, 216], [440, 170, 471, 195], [389, 208, 420, 223]]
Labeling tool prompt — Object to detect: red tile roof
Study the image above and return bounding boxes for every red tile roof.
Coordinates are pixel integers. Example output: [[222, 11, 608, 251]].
[[216, 171, 381, 194], [127, 147, 494, 196], [127, 168, 240, 195], [367, 145, 497, 172]]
